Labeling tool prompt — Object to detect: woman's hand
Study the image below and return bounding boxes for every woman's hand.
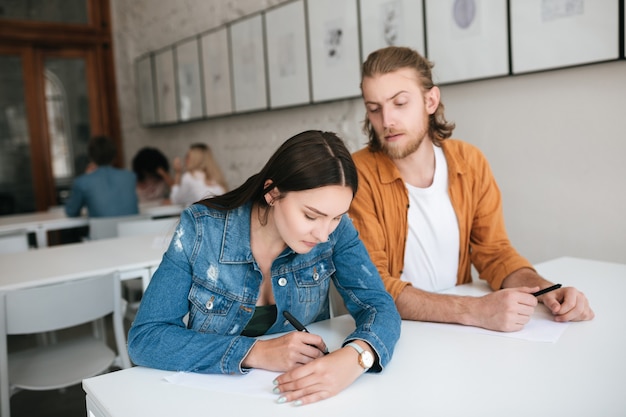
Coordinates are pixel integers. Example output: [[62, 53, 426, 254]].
[[272, 344, 369, 406], [172, 157, 183, 173], [242, 331, 327, 372]]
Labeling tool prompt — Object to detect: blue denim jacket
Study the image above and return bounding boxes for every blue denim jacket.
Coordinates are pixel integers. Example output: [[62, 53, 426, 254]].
[[128, 202, 400, 375]]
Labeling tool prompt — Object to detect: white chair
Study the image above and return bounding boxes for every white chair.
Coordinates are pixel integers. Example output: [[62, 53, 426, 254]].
[[0, 229, 29, 254], [88, 213, 151, 240], [0, 271, 131, 417]]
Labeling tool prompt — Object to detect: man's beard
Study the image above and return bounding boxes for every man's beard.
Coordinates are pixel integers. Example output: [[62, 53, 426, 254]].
[[379, 126, 427, 160]]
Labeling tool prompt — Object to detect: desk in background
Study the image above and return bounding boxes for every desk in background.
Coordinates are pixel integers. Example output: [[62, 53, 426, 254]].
[[0, 234, 168, 292], [0, 210, 88, 248], [0, 203, 182, 248], [82, 257, 626, 417]]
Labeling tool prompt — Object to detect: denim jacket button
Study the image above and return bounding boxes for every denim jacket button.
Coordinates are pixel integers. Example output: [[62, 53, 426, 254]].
[[205, 300, 214, 309], [278, 277, 287, 286], [313, 272, 319, 281]]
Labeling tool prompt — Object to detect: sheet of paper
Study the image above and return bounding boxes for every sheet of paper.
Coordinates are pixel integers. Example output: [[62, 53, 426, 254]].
[[425, 282, 570, 343], [164, 369, 280, 399]]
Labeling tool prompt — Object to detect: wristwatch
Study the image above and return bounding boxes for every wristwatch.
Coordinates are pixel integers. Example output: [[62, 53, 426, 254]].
[[346, 342, 374, 371]]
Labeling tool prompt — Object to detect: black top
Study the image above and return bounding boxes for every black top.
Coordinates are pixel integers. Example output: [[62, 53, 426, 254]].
[[241, 304, 278, 337]]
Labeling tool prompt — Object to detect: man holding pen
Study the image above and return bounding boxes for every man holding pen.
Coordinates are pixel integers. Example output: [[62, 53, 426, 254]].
[[349, 46, 594, 332]]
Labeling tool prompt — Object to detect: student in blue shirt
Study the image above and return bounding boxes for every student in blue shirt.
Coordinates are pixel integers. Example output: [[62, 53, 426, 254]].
[[64, 136, 138, 217], [128, 130, 401, 406]]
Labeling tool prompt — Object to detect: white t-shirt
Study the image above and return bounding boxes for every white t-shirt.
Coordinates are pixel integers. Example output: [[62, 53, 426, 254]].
[[170, 171, 225, 207], [400, 145, 459, 292]]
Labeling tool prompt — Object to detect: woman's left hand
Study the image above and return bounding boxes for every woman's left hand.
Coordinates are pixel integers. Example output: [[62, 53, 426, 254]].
[[272, 346, 365, 406]]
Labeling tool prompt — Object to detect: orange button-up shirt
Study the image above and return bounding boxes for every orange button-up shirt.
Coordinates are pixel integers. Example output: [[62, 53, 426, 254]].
[[350, 139, 533, 300]]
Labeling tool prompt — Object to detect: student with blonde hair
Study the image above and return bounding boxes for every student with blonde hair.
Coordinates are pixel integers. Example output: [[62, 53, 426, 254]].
[[166, 143, 228, 207]]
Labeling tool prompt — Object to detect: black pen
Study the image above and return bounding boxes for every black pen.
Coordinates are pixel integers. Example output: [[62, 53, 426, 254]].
[[532, 283, 562, 297], [283, 311, 329, 354]]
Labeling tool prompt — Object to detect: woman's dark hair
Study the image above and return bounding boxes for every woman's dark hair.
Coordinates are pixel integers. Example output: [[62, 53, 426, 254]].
[[132, 147, 170, 181], [199, 130, 357, 221]]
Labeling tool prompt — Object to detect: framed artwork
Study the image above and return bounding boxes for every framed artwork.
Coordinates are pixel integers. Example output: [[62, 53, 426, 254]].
[[200, 27, 233, 117], [135, 54, 157, 126], [264, 0, 311, 109], [175, 37, 203, 122], [358, 0, 425, 62], [229, 14, 268, 113], [153, 47, 178, 124], [510, 0, 619, 74], [306, 0, 361, 102], [425, 0, 509, 84]]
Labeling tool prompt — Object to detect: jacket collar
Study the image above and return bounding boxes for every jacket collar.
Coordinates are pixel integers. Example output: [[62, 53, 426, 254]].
[[220, 202, 255, 263], [219, 202, 296, 264]]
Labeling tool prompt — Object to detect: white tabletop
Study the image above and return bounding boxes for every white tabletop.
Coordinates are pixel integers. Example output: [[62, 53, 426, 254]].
[[82, 257, 626, 417], [0, 210, 88, 248], [0, 203, 181, 248], [0, 234, 168, 292]]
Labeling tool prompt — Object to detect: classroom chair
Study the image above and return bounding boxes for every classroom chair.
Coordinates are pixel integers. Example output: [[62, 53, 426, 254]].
[[0, 271, 131, 417]]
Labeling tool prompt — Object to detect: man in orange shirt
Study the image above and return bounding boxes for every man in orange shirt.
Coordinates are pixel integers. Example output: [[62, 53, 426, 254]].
[[349, 46, 594, 331]]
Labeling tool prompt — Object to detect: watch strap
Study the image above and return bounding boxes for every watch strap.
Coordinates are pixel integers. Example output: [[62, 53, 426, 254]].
[[345, 342, 373, 371]]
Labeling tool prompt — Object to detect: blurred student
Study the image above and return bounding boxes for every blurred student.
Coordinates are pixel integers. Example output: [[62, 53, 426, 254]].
[[132, 146, 171, 203], [65, 135, 138, 217], [166, 143, 228, 207]]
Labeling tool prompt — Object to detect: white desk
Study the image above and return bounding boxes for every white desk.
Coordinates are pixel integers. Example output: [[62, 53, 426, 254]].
[[0, 210, 88, 248], [82, 257, 626, 417], [0, 203, 181, 248], [0, 234, 168, 292]]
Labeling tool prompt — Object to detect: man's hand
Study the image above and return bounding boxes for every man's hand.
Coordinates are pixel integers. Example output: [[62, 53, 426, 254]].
[[468, 287, 539, 332], [539, 286, 595, 322]]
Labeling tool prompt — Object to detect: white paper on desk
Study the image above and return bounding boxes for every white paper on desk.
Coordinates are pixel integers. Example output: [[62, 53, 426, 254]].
[[425, 282, 570, 343], [164, 369, 280, 399]]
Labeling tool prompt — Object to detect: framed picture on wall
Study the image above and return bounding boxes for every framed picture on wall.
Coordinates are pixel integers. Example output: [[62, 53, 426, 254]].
[[425, 0, 509, 84], [153, 47, 178, 124], [175, 36, 203, 122], [229, 13, 268, 113], [358, 0, 425, 62], [135, 53, 157, 126], [265, 0, 311, 109], [306, 0, 361, 102], [200, 27, 233, 117], [510, 0, 619, 74]]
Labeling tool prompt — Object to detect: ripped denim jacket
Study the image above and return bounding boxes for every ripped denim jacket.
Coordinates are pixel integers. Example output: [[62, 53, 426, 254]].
[[128, 202, 400, 374]]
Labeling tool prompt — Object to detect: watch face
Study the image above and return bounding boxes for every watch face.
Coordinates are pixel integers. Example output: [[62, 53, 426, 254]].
[[361, 351, 374, 369]]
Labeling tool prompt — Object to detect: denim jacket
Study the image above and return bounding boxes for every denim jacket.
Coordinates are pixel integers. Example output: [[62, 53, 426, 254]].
[[128, 202, 400, 375]]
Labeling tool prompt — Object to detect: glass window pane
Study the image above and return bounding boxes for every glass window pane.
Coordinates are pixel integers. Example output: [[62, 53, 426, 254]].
[[0, 54, 36, 214], [0, 0, 88, 24], [44, 57, 91, 203]]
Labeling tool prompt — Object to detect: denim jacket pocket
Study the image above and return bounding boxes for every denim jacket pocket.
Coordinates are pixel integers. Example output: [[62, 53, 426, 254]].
[[188, 281, 240, 334], [291, 256, 335, 303]]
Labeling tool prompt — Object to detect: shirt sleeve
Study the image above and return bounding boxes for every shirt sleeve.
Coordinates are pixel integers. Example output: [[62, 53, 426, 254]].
[[330, 216, 401, 371], [456, 144, 534, 290]]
